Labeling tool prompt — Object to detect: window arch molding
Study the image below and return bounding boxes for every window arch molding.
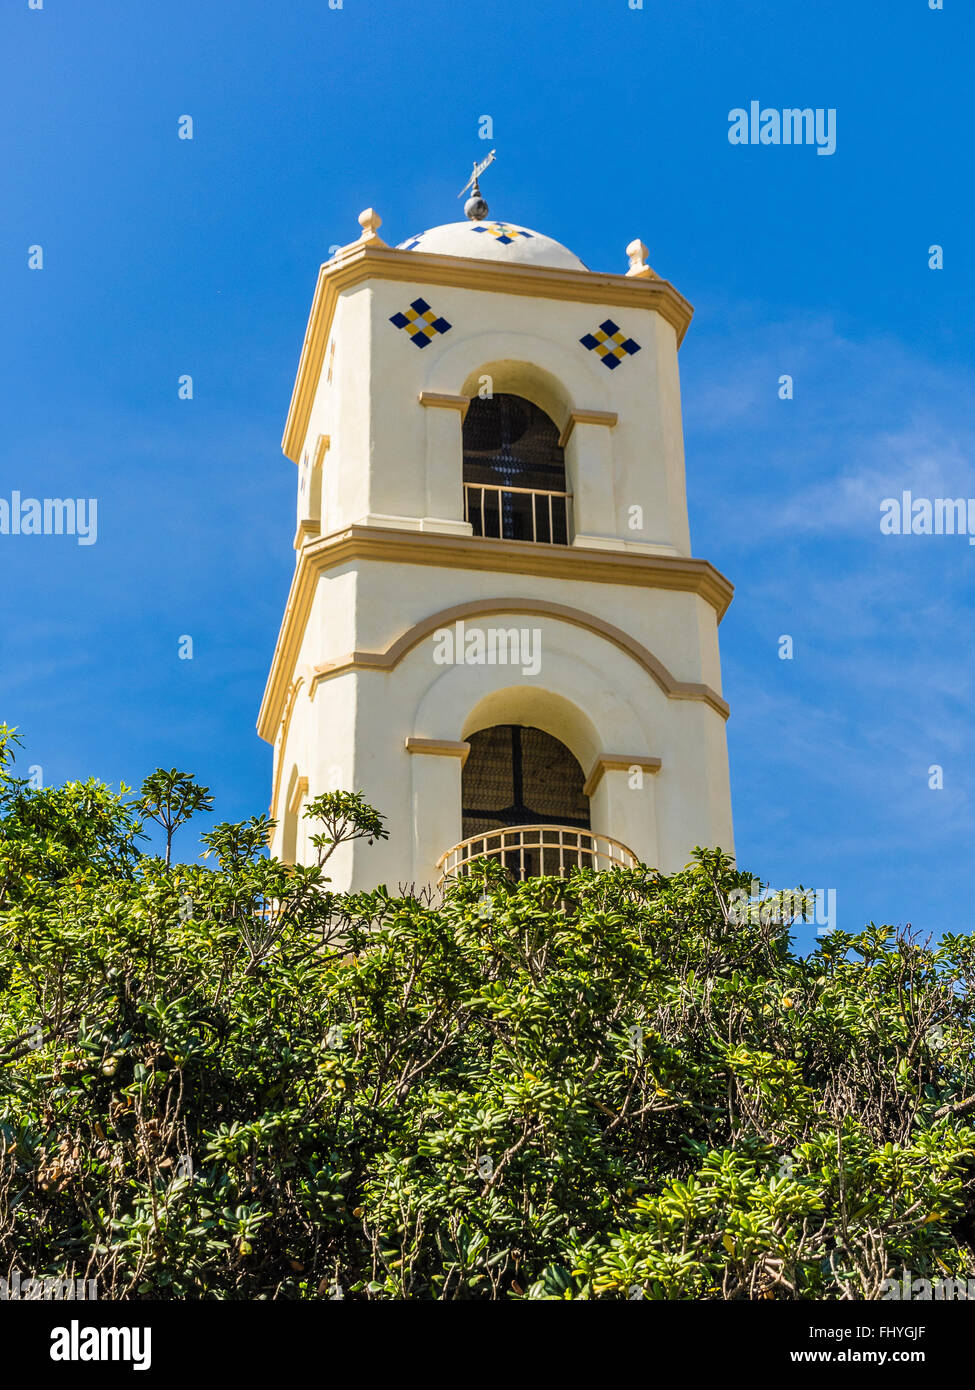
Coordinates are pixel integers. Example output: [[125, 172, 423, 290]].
[[419, 332, 619, 552], [458, 359, 575, 435], [461, 682, 605, 777], [421, 330, 611, 426]]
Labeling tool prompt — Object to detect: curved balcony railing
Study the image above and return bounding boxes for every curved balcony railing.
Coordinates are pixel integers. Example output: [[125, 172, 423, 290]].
[[438, 824, 638, 882], [464, 482, 573, 546]]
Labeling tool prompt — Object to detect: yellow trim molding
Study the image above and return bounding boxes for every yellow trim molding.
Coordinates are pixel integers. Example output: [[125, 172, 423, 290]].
[[304, 598, 727, 720], [257, 525, 733, 741], [293, 519, 319, 550], [268, 677, 305, 819], [558, 409, 619, 450], [583, 754, 662, 798], [281, 242, 694, 462], [280, 592, 727, 734], [418, 391, 471, 420], [287, 774, 309, 816], [405, 737, 471, 764]]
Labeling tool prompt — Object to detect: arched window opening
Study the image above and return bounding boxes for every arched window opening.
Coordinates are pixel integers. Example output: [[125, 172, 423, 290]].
[[462, 725, 589, 835], [459, 724, 588, 877], [462, 394, 571, 545], [438, 722, 636, 882]]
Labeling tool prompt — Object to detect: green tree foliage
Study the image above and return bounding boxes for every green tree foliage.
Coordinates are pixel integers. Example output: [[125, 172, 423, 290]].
[[2, 730, 975, 1299], [136, 769, 213, 868], [0, 727, 142, 906]]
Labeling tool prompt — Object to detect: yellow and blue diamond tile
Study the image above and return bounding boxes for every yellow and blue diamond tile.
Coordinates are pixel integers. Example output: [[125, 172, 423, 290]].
[[470, 223, 535, 246], [389, 298, 452, 349], [579, 319, 641, 370]]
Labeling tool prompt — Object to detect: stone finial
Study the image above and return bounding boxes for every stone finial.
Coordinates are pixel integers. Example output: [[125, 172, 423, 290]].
[[329, 209, 388, 264], [355, 208, 390, 248], [625, 238, 655, 278], [358, 208, 384, 239]]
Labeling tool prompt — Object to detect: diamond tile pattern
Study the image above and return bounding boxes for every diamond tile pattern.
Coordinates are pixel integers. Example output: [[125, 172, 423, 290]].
[[579, 319, 641, 370], [389, 297, 452, 349], [470, 223, 535, 246]]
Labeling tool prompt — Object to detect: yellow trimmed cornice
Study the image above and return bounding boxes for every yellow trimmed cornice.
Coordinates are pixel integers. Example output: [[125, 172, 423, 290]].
[[299, 525, 730, 612], [256, 525, 733, 743], [583, 754, 662, 798], [281, 242, 695, 462]]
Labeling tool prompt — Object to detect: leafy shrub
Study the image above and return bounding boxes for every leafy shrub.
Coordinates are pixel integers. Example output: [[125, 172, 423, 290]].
[[2, 725, 975, 1299]]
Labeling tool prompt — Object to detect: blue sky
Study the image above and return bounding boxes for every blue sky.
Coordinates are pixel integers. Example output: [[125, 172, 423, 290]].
[[1, 0, 972, 944]]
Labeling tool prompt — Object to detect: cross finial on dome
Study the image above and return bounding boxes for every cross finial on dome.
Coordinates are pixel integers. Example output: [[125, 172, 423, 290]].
[[458, 150, 496, 221]]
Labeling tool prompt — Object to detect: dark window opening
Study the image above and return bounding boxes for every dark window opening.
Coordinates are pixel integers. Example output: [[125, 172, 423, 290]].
[[462, 725, 589, 836], [462, 393, 570, 544]]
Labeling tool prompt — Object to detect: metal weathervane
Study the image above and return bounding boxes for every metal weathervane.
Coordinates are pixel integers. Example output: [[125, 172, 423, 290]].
[[459, 149, 496, 221]]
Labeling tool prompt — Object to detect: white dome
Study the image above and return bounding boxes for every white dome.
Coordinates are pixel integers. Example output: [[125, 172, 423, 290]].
[[397, 220, 588, 272]]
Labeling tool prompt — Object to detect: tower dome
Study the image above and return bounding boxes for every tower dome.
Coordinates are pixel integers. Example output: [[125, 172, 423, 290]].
[[397, 220, 588, 272]]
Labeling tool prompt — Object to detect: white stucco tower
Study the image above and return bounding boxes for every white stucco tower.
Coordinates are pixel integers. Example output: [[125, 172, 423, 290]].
[[258, 193, 735, 892]]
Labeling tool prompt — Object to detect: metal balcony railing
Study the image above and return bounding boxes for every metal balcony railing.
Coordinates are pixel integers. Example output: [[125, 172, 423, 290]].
[[464, 482, 572, 546], [438, 824, 637, 882]]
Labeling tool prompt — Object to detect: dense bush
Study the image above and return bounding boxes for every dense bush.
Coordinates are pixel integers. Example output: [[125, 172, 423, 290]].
[[2, 724, 975, 1299]]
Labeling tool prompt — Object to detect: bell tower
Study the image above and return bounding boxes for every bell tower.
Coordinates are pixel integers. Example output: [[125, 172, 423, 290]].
[[258, 176, 734, 891]]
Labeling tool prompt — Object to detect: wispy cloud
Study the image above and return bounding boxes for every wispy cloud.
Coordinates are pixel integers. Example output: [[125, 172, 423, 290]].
[[688, 309, 975, 934]]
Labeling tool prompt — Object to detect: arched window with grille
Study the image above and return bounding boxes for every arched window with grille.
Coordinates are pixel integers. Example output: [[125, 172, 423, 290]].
[[462, 393, 571, 544], [453, 724, 606, 879]]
